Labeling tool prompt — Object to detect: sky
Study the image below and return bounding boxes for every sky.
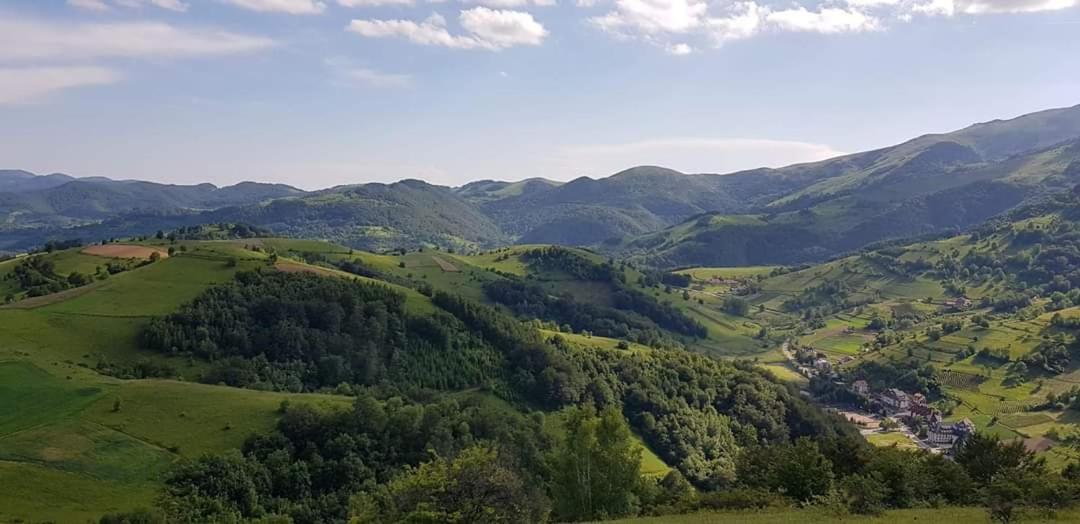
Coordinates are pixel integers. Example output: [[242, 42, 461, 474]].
[[0, 0, 1078, 189]]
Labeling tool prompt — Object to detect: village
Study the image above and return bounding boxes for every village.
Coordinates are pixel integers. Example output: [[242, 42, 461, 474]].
[[783, 341, 976, 455]]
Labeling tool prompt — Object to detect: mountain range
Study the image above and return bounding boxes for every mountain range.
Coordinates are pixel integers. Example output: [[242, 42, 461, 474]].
[[4, 103, 1080, 263]]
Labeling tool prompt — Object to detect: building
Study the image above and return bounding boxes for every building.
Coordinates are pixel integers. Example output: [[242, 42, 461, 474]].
[[813, 358, 832, 373], [944, 296, 972, 311], [852, 380, 870, 397], [925, 418, 977, 453], [880, 388, 911, 411]]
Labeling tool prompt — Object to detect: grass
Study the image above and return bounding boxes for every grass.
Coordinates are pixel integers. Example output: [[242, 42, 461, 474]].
[[604, 506, 1069, 524], [677, 266, 778, 280], [0, 360, 350, 521], [0, 361, 105, 435], [759, 364, 807, 384], [867, 431, 918, 450], [85, 380, 350, 458], [0, 461, 158, 523]]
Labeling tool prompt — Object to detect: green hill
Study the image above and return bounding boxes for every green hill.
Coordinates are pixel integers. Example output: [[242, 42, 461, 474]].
[[620, 137, 1080, 267], [7, 104, 1080, 260]]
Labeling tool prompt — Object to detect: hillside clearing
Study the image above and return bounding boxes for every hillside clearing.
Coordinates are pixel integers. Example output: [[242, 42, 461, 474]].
[[83, 244, 168, 260]]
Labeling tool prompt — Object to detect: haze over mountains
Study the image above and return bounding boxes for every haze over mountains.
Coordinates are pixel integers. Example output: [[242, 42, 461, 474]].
[[4, 104, 1080, 263]]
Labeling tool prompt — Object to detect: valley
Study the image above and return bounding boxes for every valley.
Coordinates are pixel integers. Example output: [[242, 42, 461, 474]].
[[5, 104, 1080, 523]]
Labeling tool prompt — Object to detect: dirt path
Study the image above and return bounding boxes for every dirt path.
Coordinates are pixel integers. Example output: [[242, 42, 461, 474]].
[[0, 284, 102, 310], [431, 256, 460, 272], [274, 261, 343, 278]]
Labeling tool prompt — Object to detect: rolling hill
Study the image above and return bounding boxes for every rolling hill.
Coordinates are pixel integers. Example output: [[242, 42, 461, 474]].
[[5, 103, 1080, 265], [619, 135, 1080, 268]]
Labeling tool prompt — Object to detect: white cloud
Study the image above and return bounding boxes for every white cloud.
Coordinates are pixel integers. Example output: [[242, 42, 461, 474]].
[[0, 66, 121, 105], [591, 0, 767, 48], [766, 6, 881, 33], [705, 1, 765, 44], [67, 0, 111, 11], [844, 0, 900, 6], [666, 42, 692, 54], [911, 0, 1076, 15], [0, 16, 276, 62], [338, 0, 415, 6], [348, 14, 478, 47], [348, 7, 546, 50], [460, 7, 548, 47], [591, 0, 708, 35], [461, 0, 557, 8], [113, 0, 191, 11], [556, 137, 845, 178], [151, 0, 190, 10], [220, 0, 327, 14]]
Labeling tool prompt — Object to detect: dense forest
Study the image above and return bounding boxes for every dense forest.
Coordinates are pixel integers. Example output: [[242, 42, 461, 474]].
[[142, 271, 504, 393], [490, 247, 707, 339]]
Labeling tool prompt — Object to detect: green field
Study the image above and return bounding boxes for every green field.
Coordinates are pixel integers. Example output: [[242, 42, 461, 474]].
[[0, 245, 361, 520], [866, 431, 918, 450], [677, 266, 777, 280], [606, 506, 1077, 524]]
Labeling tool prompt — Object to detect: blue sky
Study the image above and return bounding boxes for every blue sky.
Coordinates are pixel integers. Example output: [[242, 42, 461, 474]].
[[1, 0, 1078, 189]]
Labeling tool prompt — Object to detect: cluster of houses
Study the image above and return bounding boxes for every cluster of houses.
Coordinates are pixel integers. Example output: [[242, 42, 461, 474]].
[[793, 347, 855, 379], [705, 277, 752, 295], [852, 380, 976, 453], [943, 296, 973, 311]]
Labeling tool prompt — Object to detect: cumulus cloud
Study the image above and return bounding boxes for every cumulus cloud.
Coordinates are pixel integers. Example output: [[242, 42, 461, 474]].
[[912, 0, 1076, 15], [460, 7, 548, 47], [591, 0, 709, 35], [0, 66, 121, 105], [766, 6, 881, 33], [586, 0, 1076, 53], [0, 16, 276, 62], [590, 0, 770, 48], [220, 0, 327, 14], [705, 1, 766, 44], [348, 7, 546, 50]]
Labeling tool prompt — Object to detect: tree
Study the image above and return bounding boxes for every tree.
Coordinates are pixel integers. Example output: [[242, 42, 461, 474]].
[[550, 406, 642, 521], [155, 230, 165, 240], [149, 252, 161, 263], [723, 297, 750, 317], [955, 433, 1045, 485], [842, 473, 885, 514], [356, 446, 549, 524], [737, 438, 834, 503]]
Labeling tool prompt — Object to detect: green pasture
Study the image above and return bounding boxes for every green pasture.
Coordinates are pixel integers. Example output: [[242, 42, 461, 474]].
[[606, 506, 1070, 524]]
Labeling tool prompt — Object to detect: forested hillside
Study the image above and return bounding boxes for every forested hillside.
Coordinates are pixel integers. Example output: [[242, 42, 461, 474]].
[[619, 137, 1080, 268], [6, 105, 1080, 261]]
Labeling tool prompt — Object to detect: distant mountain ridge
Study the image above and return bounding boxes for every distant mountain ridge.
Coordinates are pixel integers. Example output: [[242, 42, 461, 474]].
[[4, 103, 1080, 260]]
